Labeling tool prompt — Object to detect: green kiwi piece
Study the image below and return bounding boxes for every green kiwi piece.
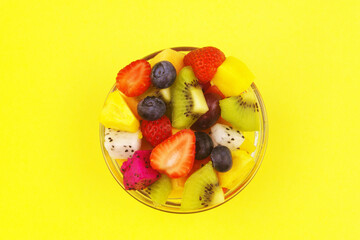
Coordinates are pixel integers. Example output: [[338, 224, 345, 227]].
[[145, 174, 172, 206], [181, 162, 224, 211], [219, 89, 260, 131], [171, 67, 209, 129]]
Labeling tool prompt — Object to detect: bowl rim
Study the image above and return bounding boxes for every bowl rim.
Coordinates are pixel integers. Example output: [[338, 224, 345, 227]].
[[99, 47, 269, 214]]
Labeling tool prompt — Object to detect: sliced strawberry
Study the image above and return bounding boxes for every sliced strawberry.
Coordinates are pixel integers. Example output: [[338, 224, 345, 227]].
[[116, 59, 151, 97], [150, 129, 195, 178], [204, 85, 225, 99], [141, 115, 172, 147], [184, 47, 225, 84]]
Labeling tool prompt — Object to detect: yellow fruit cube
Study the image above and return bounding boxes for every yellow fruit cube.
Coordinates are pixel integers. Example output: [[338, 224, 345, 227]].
[[168, 178, 185, 198], [100, 90, 139, 132], [148, 49, 185, 74], [211, 56, 255, 97], [218, 150, 255, 189], [240, 132, 256, 154]]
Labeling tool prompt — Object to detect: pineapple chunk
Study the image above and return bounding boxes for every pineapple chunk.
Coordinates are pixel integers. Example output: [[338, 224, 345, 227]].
[[217, 150, 255, 189], [119, 92, 141, 120], [100, 91, 139, 132], [240, 132, 256, 154]]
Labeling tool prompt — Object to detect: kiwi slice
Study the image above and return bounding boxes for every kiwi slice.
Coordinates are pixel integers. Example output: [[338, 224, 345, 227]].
[[171, 67, 209, 129], [219, 89, 260, 131], [181, 162, 224, 210], [145, 174, 172, 206]]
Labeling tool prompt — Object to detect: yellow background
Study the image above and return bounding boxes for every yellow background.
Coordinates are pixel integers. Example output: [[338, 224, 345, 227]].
[[1, 0, 359, 239]]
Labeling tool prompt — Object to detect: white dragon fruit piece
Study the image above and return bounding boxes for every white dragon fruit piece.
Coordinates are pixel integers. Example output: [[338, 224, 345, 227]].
[[104, 128, 141, 159], [209, 123, 245, 151]]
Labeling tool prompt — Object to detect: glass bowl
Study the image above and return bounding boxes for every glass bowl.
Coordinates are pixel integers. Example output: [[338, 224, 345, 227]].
[[99, 47, 268, 213]]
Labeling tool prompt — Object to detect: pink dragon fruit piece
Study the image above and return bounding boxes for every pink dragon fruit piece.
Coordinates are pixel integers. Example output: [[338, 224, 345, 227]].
[[121, 150, 160, 190], [120, 160, 130, 174]]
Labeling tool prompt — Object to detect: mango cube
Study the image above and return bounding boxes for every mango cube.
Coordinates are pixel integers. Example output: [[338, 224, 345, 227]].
[[211, 56, 255, 97]]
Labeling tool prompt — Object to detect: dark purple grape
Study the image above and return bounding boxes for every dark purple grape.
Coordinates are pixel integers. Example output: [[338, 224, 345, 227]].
[[211, 145, 232, 172], [191, 93, 221, 131], [195, 132, 214, 160]]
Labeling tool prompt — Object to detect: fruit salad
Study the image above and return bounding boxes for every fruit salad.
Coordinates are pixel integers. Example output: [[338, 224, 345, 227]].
[[100, 47, 263, 211]]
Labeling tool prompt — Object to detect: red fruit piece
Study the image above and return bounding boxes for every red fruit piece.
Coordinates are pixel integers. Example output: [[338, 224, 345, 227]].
[[141, 115, 172, 147], [116, 59, 151, 97], [183, 47, 225, 84], [200, 82, 211, 92], [205, 85, 225, 99], [150, 129, 196, 178], [188, 157, 211, 176], [121, 150, 160, 190]]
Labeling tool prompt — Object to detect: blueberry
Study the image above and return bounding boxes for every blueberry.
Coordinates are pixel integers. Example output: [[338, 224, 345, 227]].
[[137, 96, 166, 121], [211, 145, 232, 172], [195, 132, 214, 160], [151, 61, 177, 89]]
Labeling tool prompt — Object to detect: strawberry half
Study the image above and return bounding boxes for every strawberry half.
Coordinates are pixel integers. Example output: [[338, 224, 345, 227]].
[[141, 115, 172, 147], [150, 129, 195, 178], [116, 59, 151, 97], [183, 47, 225, 84]]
